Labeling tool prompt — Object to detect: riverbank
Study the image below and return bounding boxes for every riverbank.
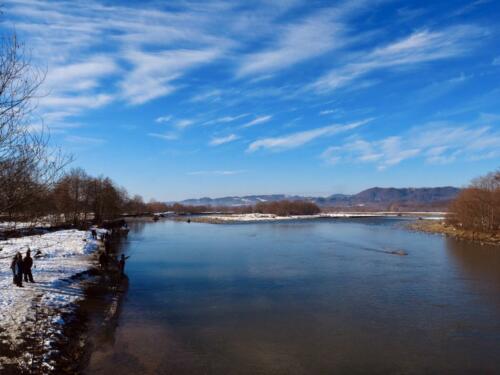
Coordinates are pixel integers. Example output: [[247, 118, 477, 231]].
[[0, 230, 102, 373], [182, 212, 445, 224], [408, 220, 500, 246]]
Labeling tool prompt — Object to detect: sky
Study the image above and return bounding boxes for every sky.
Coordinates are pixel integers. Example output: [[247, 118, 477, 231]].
[[2, 0, 500, 200]]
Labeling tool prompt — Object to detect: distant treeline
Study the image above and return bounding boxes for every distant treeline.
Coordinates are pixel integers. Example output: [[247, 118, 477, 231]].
[[141, 200, 321, 217], [446, 170, 499, 235], [0, 167, 171, 226], [254, 200, 320, 216]]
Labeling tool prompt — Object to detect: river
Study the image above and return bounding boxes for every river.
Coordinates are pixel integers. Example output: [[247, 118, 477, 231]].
[[84, 217, 500, 374]]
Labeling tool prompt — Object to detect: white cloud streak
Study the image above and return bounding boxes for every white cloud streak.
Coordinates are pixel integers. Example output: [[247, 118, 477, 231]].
[[241, 115, 273, 128], [247, 119, 370, 152], [209, 134, 240, 146], [322, 120, 500, 169], [313, 25, 484, 92], [120, 48, 221, 105], [237, 11, 344, 77], [155, 115, 172, 123], [148, 132, 178, 141]]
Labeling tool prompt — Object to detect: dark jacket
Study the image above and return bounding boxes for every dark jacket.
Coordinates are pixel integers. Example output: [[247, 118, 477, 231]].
[[23, 255, 33, 271], [11, 258, 23, 276]]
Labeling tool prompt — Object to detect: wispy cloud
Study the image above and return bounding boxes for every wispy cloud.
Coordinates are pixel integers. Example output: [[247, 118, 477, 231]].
[[237, 12, 343, 77], [313, 25, 484, 92], [43, 56, 119, 93], [174, 119, 195, 129], [38, 94, 114, 110], [322, 119, 500, 169], [241, 115, 273, 128], [190, 89, 222, 103], [209, 134, 240, 146], [204, 113, 249, 125], [187, 170, 246, 176], [148, 132, 178, 141], [319, 109, 342, 116], [413, 73, 472, 102], [450, 0, 491, 17], [120, 48, 221, 105], [155, 115, 172, 123], [247, 120, 370, 152], [7, 0, 231, 119], [236, 1, 369, 78]]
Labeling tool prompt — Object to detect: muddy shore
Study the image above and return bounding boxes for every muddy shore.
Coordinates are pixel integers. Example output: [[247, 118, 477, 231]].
[[408, 220, 500, 246], [51, 238, 129, 374]]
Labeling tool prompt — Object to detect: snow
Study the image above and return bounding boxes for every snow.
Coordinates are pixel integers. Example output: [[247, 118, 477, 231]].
[[0, 221, 52, 231], [201, 212, 446, 222], [0, 229, 100, 369]]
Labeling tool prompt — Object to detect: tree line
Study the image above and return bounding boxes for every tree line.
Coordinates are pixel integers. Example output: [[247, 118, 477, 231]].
[[160, 200, 321, 216], [446, 170, 499, 235]]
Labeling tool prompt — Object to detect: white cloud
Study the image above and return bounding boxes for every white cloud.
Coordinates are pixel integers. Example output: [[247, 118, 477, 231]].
[[205, 114, 249, 125], [209, 134, 240, 146], [175, 119, 195, 129], [493, 56, 500, 66], [237, 12, 344, 77], [148, 132, 178, 141], [44, 56, 119, 93], [38, 94, 114, 110], [247, 120, 369, 152], [155, 115, 172, 123], [319, 109, 342, 116], [313, 25, 484, 92], [322, 120, 500, 169], [120, 48, 221, 105], [235, 1, 372, 77], [190, 89, 222, 102], [241, 115, 273, 128]]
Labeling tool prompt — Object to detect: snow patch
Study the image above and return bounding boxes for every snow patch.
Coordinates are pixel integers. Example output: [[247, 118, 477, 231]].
[[0, 229, 100, 369]]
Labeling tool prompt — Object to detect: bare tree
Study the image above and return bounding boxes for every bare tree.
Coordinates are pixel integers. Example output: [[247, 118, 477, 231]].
[[0, 31, 68, 223], [447, 169, 500, 235]]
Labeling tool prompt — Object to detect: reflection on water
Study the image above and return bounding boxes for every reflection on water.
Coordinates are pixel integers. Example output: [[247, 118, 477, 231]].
[[85, 218, 500, 374]]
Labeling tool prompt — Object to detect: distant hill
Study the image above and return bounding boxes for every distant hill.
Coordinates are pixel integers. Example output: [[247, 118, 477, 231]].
[[179, 187, 461, 210]]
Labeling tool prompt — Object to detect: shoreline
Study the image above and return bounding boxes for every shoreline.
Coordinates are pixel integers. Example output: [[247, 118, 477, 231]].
[[0, 228, 128, 374], [0, 230, 100, 373], [407, 220, 500, 246], [179, 212, 446, 224]]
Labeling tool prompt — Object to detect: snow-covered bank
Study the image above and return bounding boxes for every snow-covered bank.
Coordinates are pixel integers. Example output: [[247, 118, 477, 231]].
[[0, 230, 100, 371], [188, 212, 446, 223], [0, 221, 52, 232]]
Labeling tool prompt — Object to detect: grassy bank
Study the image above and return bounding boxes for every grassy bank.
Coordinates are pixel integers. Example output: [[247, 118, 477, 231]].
[[408, 220, 500, 246]]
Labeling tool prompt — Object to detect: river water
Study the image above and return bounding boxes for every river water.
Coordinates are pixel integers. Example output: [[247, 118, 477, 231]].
[[85, 218, 500, 374]]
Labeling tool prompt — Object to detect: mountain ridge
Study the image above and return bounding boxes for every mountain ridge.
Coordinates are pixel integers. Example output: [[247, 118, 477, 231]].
[[178, 186, 460, 209]]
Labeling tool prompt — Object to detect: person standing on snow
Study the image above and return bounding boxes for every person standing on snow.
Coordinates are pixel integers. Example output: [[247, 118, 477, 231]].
[[10, 252, 23, 287], [23, 249, 34, 283]]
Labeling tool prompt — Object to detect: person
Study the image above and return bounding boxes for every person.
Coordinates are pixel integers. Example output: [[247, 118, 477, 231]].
[[91, 228, 97, 240], [104, 237, 111, 254], [23, 249, 34, 283], [118, 254, 130, 277], [99, 251, 108, 271], [10, 252, 23, 287]]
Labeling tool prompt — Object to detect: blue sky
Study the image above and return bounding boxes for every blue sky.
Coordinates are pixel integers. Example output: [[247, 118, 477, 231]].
[[2, 0, 500, 200]]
